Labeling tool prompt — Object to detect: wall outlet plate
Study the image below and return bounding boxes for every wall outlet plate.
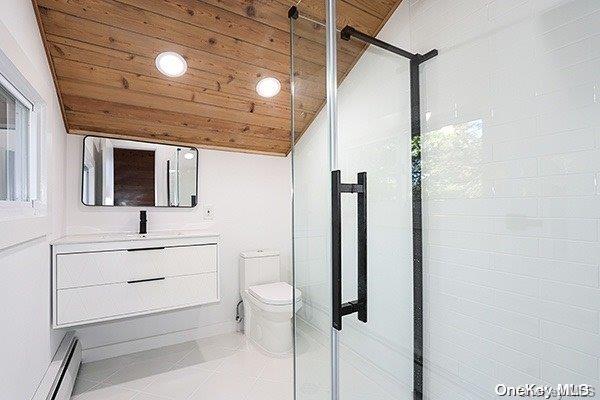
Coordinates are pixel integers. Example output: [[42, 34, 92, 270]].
[[203, 204, 214, 220]]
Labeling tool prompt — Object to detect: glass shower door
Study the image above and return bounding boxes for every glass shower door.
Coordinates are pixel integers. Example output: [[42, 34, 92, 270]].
[[333, 30, 415, 400], [290, 11, 333, 400], [291, 6, 418, 400]]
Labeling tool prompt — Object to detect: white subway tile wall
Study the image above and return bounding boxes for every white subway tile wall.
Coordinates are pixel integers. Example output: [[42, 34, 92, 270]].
[[293, 0, 600, 398], [415, 0, 600, 398]]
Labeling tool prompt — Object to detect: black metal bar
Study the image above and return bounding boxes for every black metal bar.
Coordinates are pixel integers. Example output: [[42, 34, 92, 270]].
[[418, 49, 438, 64], [340, 25, 417, 61], [357, 172, 367, 323], [127, 277, 166, 284], [126, 246, 165, 252], [332, 170, 368, 331], [288, 5, 298, 19], [339, 183, 364, 193], [166, 159, 171, 206], [331, 170, 343, 331], [139, 210, 147, 234], [341, 300, 359, 316], [335, 21, 436, 398], [410, 58, 424, 400]]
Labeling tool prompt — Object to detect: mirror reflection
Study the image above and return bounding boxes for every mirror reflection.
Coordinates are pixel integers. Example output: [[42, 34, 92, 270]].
[[82, 136, 198, 207]]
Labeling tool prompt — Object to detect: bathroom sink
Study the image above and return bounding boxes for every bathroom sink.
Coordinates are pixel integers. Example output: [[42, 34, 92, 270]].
[[52, 230, 219, 245], [98, 231, 190, 241], [122, 232, 183, 239]]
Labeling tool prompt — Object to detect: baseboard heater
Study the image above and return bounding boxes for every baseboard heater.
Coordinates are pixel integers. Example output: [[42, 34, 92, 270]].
[[32, 332, 81, 400]]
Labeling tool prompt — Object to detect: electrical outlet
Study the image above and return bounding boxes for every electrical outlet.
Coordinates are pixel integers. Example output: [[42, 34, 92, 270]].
[[203, 204, 214, 220]]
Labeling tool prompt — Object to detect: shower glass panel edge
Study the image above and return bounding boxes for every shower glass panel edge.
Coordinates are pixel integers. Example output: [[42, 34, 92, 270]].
[[290, 6, 334, 400], [291, 2, 420, 399], [325, 0, 340, 399]]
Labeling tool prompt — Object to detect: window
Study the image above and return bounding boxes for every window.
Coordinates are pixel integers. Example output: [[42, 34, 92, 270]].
[[0, 73, 36, 203]]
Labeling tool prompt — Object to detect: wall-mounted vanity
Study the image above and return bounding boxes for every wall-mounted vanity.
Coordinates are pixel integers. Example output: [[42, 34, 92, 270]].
[[51, 231, 219, 329]]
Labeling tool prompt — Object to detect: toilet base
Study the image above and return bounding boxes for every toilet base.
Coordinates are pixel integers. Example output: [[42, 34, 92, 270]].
[[242, 291, 301, 356]]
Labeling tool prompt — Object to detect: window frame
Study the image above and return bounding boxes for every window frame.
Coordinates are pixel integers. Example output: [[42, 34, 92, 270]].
[[0, 52, 46, 226]]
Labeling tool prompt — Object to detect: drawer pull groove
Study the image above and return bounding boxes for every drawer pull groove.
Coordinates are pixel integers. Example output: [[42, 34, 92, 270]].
[[126, 247, 166, 252], [127, 277, 166, 284]]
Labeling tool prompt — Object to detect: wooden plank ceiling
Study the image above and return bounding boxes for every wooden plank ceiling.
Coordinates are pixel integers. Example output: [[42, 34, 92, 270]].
[[32, 0, 402, 155]]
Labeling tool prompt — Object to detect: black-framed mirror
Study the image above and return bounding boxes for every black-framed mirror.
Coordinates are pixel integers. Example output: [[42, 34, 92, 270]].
[[81, 136, 198, 207]]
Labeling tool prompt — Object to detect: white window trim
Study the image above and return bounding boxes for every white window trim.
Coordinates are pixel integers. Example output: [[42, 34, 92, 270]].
[[0, 72, 39, 205], [0, 73, 43, 217], [0, 46, 48, 248], [0, 72, 34, 110]]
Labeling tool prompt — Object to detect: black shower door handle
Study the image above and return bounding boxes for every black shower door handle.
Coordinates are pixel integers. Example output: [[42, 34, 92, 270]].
[[332, 170, 367, 331]]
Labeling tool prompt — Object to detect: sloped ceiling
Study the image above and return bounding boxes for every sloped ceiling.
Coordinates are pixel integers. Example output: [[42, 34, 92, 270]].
[[32, 0, 402, 155]]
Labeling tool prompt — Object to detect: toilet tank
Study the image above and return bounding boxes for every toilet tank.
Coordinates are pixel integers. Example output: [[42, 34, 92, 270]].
[[239, 250, 280, 292]]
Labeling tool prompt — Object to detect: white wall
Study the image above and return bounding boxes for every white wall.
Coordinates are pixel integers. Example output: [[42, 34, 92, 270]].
[[294, 0, 600, 399], [0, 1, 67, 399], [64, 135, 292, 360], [415, 1, 600, 398]]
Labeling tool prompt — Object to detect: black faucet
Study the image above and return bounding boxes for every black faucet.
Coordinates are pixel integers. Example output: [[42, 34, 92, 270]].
[[139, 210, 147, 234]]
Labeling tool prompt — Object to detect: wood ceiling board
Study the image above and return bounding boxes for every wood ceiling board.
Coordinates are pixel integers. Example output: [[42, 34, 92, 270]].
[[279, 0, 381, 33], [46, 32, 341, 118], [58, 79, 296, 130], [118, 0, 363, 61], [202, 0, 307, 36], [45, 35, 322, 113], [32, 0, 404, 155], [69, 129, 287, 156], [41, 7, 333, 110], [39, 10, 277, 84], [67, 111, 290, 152], [38, 0, 359, 83], [37, 0, 293, 73], [204, 0, 369, 55], [38, 8, 294, 95], [342, 0, 399, 19], [31, 0, 70, 134], [53, 58, 291, 120], [38, 1, 356, 96], [63, 95, 291, 141]]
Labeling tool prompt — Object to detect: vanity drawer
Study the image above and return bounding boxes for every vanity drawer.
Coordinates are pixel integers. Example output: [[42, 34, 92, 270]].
[[56, 272, 218, 326], [56, 244, 217, 289]]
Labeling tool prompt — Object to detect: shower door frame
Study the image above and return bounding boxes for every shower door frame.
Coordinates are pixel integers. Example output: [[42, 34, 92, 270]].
[[337, 24, 437, 400], [289, 2, 437, 399]]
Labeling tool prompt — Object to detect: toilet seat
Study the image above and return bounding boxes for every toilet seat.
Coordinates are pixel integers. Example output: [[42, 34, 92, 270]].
[[248, 282, 301, 306]]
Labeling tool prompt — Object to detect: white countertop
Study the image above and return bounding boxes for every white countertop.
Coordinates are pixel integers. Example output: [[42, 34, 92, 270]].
[[51, 230, 220, 245]]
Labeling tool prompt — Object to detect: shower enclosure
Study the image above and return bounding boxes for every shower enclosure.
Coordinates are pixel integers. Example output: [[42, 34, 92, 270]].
[[291, 1, 600, 399], [290, 3, 436, 398]]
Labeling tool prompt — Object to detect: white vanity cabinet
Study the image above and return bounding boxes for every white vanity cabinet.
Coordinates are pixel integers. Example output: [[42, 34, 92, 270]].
[[51, 232, 220, 328]]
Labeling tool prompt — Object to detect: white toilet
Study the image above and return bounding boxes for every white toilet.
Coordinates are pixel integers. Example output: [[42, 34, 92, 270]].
[[240, 250, 302, 355]]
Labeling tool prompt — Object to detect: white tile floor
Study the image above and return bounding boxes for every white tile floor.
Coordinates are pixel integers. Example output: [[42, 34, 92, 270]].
[[71, 333, 293, 400], [72, 330, 397, 400], [293, 326, 400, 400]]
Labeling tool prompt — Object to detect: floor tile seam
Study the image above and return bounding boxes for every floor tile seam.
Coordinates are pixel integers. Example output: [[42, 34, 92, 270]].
[[127, 356, 184, 392], [181, 368, 219, 400], [129, 389, 173, 400], [240, 376, 260, 400]]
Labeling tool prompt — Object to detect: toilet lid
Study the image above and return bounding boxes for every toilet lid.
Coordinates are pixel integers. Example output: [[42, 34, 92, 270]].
[[248, 282, 301, 306]]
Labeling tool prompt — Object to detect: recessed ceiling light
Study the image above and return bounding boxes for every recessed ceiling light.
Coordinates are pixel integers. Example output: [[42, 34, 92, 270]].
[[256, 77, 281, 98], [155, 52, 187, 77], [184, 151, 195, 160]]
